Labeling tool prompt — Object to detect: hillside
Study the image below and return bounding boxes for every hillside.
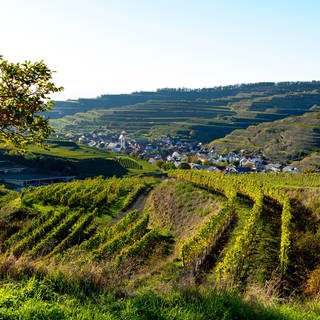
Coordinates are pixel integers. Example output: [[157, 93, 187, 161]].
[[0, 172, 320, 318], [26, 139, 158, 174], [48, 82, 320, 118], [290, 152, 320, 171], [50, 82, 320, 143], [210, 111, 320, 163], [0, 140, 159, 188]]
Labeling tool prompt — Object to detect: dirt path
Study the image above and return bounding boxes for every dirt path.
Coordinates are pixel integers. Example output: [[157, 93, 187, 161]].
[[112, 188, 153, 224]]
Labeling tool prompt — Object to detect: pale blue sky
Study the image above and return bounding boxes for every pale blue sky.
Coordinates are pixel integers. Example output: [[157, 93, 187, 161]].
[[1, 0, 319, 99]]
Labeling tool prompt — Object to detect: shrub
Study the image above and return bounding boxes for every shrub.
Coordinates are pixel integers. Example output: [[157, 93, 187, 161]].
[[305, 267, 320, 297], [178, 162, 191, 170]]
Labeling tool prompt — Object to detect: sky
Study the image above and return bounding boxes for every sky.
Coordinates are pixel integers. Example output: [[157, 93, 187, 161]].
[[1, 0, 319, 100]]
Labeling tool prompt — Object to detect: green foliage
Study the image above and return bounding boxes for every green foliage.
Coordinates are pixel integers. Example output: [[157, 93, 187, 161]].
[[0, 187, 19, 208], [2, 176, 156, 260], [167, 170, 305, 286], [177, 162, 191, 170], [181, 199, 235, 265], [115, 229, 160, 266], [28, 210, 82, 258], [0, 56, 63, 151], [116, 157, 143, 169], [80, 210, 140, 250], [95, 213, 149, 259], [22, 176, 155, 214], [280, 197, 292, 276], [11, 209, 68, 257], [0, 277, 320, 319], [162, 162, 176, 170], [121, 183, 152, 212], [49, 212, 95, 255], [2, 177, 156, 262], [0, 170, 319, 316], [1, 209, 52, 252], [215, 196, 263, 283]]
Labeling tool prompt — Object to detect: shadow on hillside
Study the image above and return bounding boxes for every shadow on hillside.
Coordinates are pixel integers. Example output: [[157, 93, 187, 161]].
[[75, 158, 127, 178], [285, 199, 320, 295], [0, 151, 128, 179]]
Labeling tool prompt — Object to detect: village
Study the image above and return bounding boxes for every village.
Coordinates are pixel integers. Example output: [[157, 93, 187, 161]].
[[58, 131, 299, 174], [1, 130, 299, 191]]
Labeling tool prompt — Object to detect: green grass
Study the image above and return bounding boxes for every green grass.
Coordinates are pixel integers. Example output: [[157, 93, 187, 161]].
[[0, 188, 19, 208], [0, 140, 159, 180], [33, 140, 159, 174], [28, 140, 114, 160], [0, 277, 319, 320]]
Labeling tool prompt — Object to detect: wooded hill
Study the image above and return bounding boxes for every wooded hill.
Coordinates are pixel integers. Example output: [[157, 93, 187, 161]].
[[50, 82, 320, 143]]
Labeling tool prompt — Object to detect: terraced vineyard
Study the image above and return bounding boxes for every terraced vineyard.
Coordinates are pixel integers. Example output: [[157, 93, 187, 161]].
[[0, 177, 158, 269], [211, 111, 320, 162], [166, 171, 320, 293], [51, 84, 320, 143], [0, 172, 320, 318], [115, 157, 143, 170]]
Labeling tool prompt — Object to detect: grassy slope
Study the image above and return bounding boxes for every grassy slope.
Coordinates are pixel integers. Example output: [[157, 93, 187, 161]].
[[1, 140, 158, 179], [28, 140, 115, 160], [145, 180, 226, 243], [210, 111, 320, 163], [290, 152, 320, 171], [1, 277, 320, 320], [29, 140, 157, 172]]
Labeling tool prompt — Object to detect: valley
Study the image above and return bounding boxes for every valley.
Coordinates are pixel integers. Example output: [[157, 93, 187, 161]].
[[1, 83, 320, 319], [49, 83, 320, 169], [2, 1, 320, 318]]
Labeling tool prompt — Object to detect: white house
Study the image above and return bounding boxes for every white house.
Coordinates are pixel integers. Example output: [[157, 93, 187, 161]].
[[283, 166, 299, 173]]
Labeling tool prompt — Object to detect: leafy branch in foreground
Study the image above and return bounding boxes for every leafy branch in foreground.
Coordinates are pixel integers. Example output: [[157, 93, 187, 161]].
[[0, 56, 63, 151]]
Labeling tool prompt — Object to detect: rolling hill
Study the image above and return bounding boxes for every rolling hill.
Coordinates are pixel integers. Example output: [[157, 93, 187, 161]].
[[50, 82, 320, 143], [210, 111, 320, 163], [0, 139, 159, 185]]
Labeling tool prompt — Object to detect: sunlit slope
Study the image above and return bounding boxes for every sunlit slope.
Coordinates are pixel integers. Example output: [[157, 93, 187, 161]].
[[51, 87, 320, 142], [1, 172, 320, 299], [0, 139, 158, 179], [49, 82, 320, 119], [210, 111, 320, 162]]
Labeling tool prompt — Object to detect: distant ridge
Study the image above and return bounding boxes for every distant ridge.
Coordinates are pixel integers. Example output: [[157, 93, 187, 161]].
[[50, 81, 320, 145], [49, 81, 320, 119]]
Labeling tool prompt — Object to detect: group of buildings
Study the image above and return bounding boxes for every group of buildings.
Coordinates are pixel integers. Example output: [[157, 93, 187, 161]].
[[62, 132, 300, 174], [148, 150, 299, 174], [0, 130, 301, 191]]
